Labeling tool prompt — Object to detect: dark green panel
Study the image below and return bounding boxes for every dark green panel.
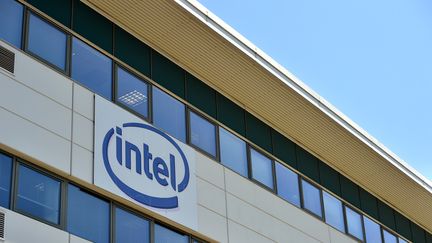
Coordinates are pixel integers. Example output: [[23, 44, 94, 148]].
[[72, 0, 113, 53], [378, 201, 396, 230], [216, 94, 245, 136], [271, 130, 296, 168], [411, 223, 426, 243], [296, 146, 319, 183], [426, 232, 432, 243], [114, 26, 150, 77], [395, 211, 412, 240], [28, 0, 72, 27], [151, 51, 185, 98], [359, 188, 379, 219], [319, 162, 340, 195], [245, 113, 272, 153], [186, 73, 216, 118], [340, 176, 360, 208]]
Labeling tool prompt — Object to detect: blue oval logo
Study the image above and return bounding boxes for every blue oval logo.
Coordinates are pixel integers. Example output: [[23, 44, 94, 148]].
[[102, 122, 189, 209]]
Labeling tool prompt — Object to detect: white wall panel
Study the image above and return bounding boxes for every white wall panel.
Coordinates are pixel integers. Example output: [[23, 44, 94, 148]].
[[197, 205, 228, 243], [73, 84, 94, 121], [72, 112, 93, 152], [71, 143, 93, 184], [69, 234, 92, 243], [197, 177, 226, 217], [227, 219, 275, 243], [195, 152, 225, 190]]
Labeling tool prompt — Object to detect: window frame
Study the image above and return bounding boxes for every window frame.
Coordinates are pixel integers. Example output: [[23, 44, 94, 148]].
[[247, 145, 276, 192], [274, 161, 301, 208], [187, 108, 219, 160], [112, 204, 152, 243], [299, 177, 324, 220], [344, 204, 366, 242], [322, 190, 346, 233], [218, 126, 249, 178]]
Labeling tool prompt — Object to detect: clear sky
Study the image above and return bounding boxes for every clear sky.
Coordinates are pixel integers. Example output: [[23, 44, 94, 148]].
[[197, 0, 432, 180]]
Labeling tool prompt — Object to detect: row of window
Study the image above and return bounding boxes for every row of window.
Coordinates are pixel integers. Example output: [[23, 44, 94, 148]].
[[0, 1, 427, 242], [0, 152, 204, 243]]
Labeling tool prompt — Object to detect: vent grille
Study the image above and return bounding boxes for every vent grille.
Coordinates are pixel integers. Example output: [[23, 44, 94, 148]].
[[0, 45, 15, 73], [0, 211, 4, 240]]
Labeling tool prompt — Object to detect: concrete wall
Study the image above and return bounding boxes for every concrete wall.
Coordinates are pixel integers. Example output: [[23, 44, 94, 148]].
[[0, 40, 356, 243]]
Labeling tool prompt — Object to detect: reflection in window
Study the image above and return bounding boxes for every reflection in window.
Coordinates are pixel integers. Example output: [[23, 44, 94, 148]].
[[152, 87, 186, 142], [383, 229, 397, 243], [16, 165, 61, 224], [115, 207, 150, 243], [0, 153, 13, 208], [116, 67, 149, 118], [301, 179, 322, 218], [219, 127, 248, 177], [189, 111, 216, 157], [67, 184, 110, 243], [28, 13, 67, 70], [275, 162, 300, 207], [345, 206, 364, 241], [364, 216, 382, 243], [0, 0, 23, 48], [250, 148, 274, 189], [72, 37, 112, 100], [323, 191, 345, 232], [155, 224, 189, 243]]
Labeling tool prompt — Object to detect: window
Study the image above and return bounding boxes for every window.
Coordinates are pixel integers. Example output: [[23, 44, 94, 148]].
[[323, 191, 345, 232], [116, 67, 149, 118], [152, 87, 186, 142], [0, 0, 23, 48], [71, 37, 112, 100], [27, 13, 67, 71], [301, 179, 322, 218], [219, 127, 248, 177], [155, 224, 189, 243], [0, 153, 13, 208], [398, 238, 408, 243], [67, 184, 110, 243], [189, 111, 216, 157], [250, 148, 274, 189], [115, 207, 150, 243], [364, 216, 382, 243], [382, 229, 397, 243], [275, 162, 300, 207], [15, 165, 61, 224], [345, 206, 364, 241]]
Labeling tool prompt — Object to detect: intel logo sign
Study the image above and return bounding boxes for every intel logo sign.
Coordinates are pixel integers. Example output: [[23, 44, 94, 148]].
[[102, 122, 189, 209]]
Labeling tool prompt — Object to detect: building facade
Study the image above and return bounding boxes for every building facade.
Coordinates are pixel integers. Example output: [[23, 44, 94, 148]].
[[0, 0, 431, 242]]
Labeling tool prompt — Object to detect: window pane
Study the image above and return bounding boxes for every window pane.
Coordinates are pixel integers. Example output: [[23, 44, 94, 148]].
[[67, 184, 110, 243], [275, 162, 300, 207], [323, 191, 345, 232], [190, 112, 216, 157], [155, 224, 189, 243], [345, 206, 364, 241], [250, 148, 274, 189], [301, 179, 322, 218], [72, 37, 112, 100], [382, 229, 397, 243], [152, 87, 186, 142], [115, 208, 150, 243], [28, 13, 67, 70], [0, 0, 23, 48], [116, 67, 148, 118], [16, 165, 61, 224], [364, 216, 382, 243], [398, 238, 408, 243], [0, 153, 13, 208], [219, 127, 248, 177]]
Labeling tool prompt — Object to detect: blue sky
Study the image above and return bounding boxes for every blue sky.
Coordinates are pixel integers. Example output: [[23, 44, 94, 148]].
[[198, 0, 432, 180]]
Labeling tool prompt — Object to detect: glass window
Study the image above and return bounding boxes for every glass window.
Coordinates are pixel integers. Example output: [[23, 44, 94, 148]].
[[382, 229, 397, 243], [28, 13, 67, 70], [323, 191, 345, 232], [0, 0, 23, 48], [398, 238, 408, 243], [116, 67, 149, 118], [364, 216, 382, 243], [71, 37, 112, 100], [275, 162, 300, 207], [189, 111, 216, 157], [155, 224, 189, 243], [0, 153, 13, 208], [301, 179, 322, 218], [345, 206, 364, 241], [16, 165, 61, 224], [115, 207, 150, 243], [152, 87, 186, 142], [219, 127, 248, 177], [67, 184, 110, 243], [250, 148, 274, 189]]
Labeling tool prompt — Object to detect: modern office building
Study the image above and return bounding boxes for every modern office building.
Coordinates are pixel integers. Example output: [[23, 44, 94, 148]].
[[0, 0, 431, 242]]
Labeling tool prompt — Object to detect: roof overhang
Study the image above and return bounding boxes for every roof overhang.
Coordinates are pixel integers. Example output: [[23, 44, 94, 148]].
[[84, 0, 432, 232]]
